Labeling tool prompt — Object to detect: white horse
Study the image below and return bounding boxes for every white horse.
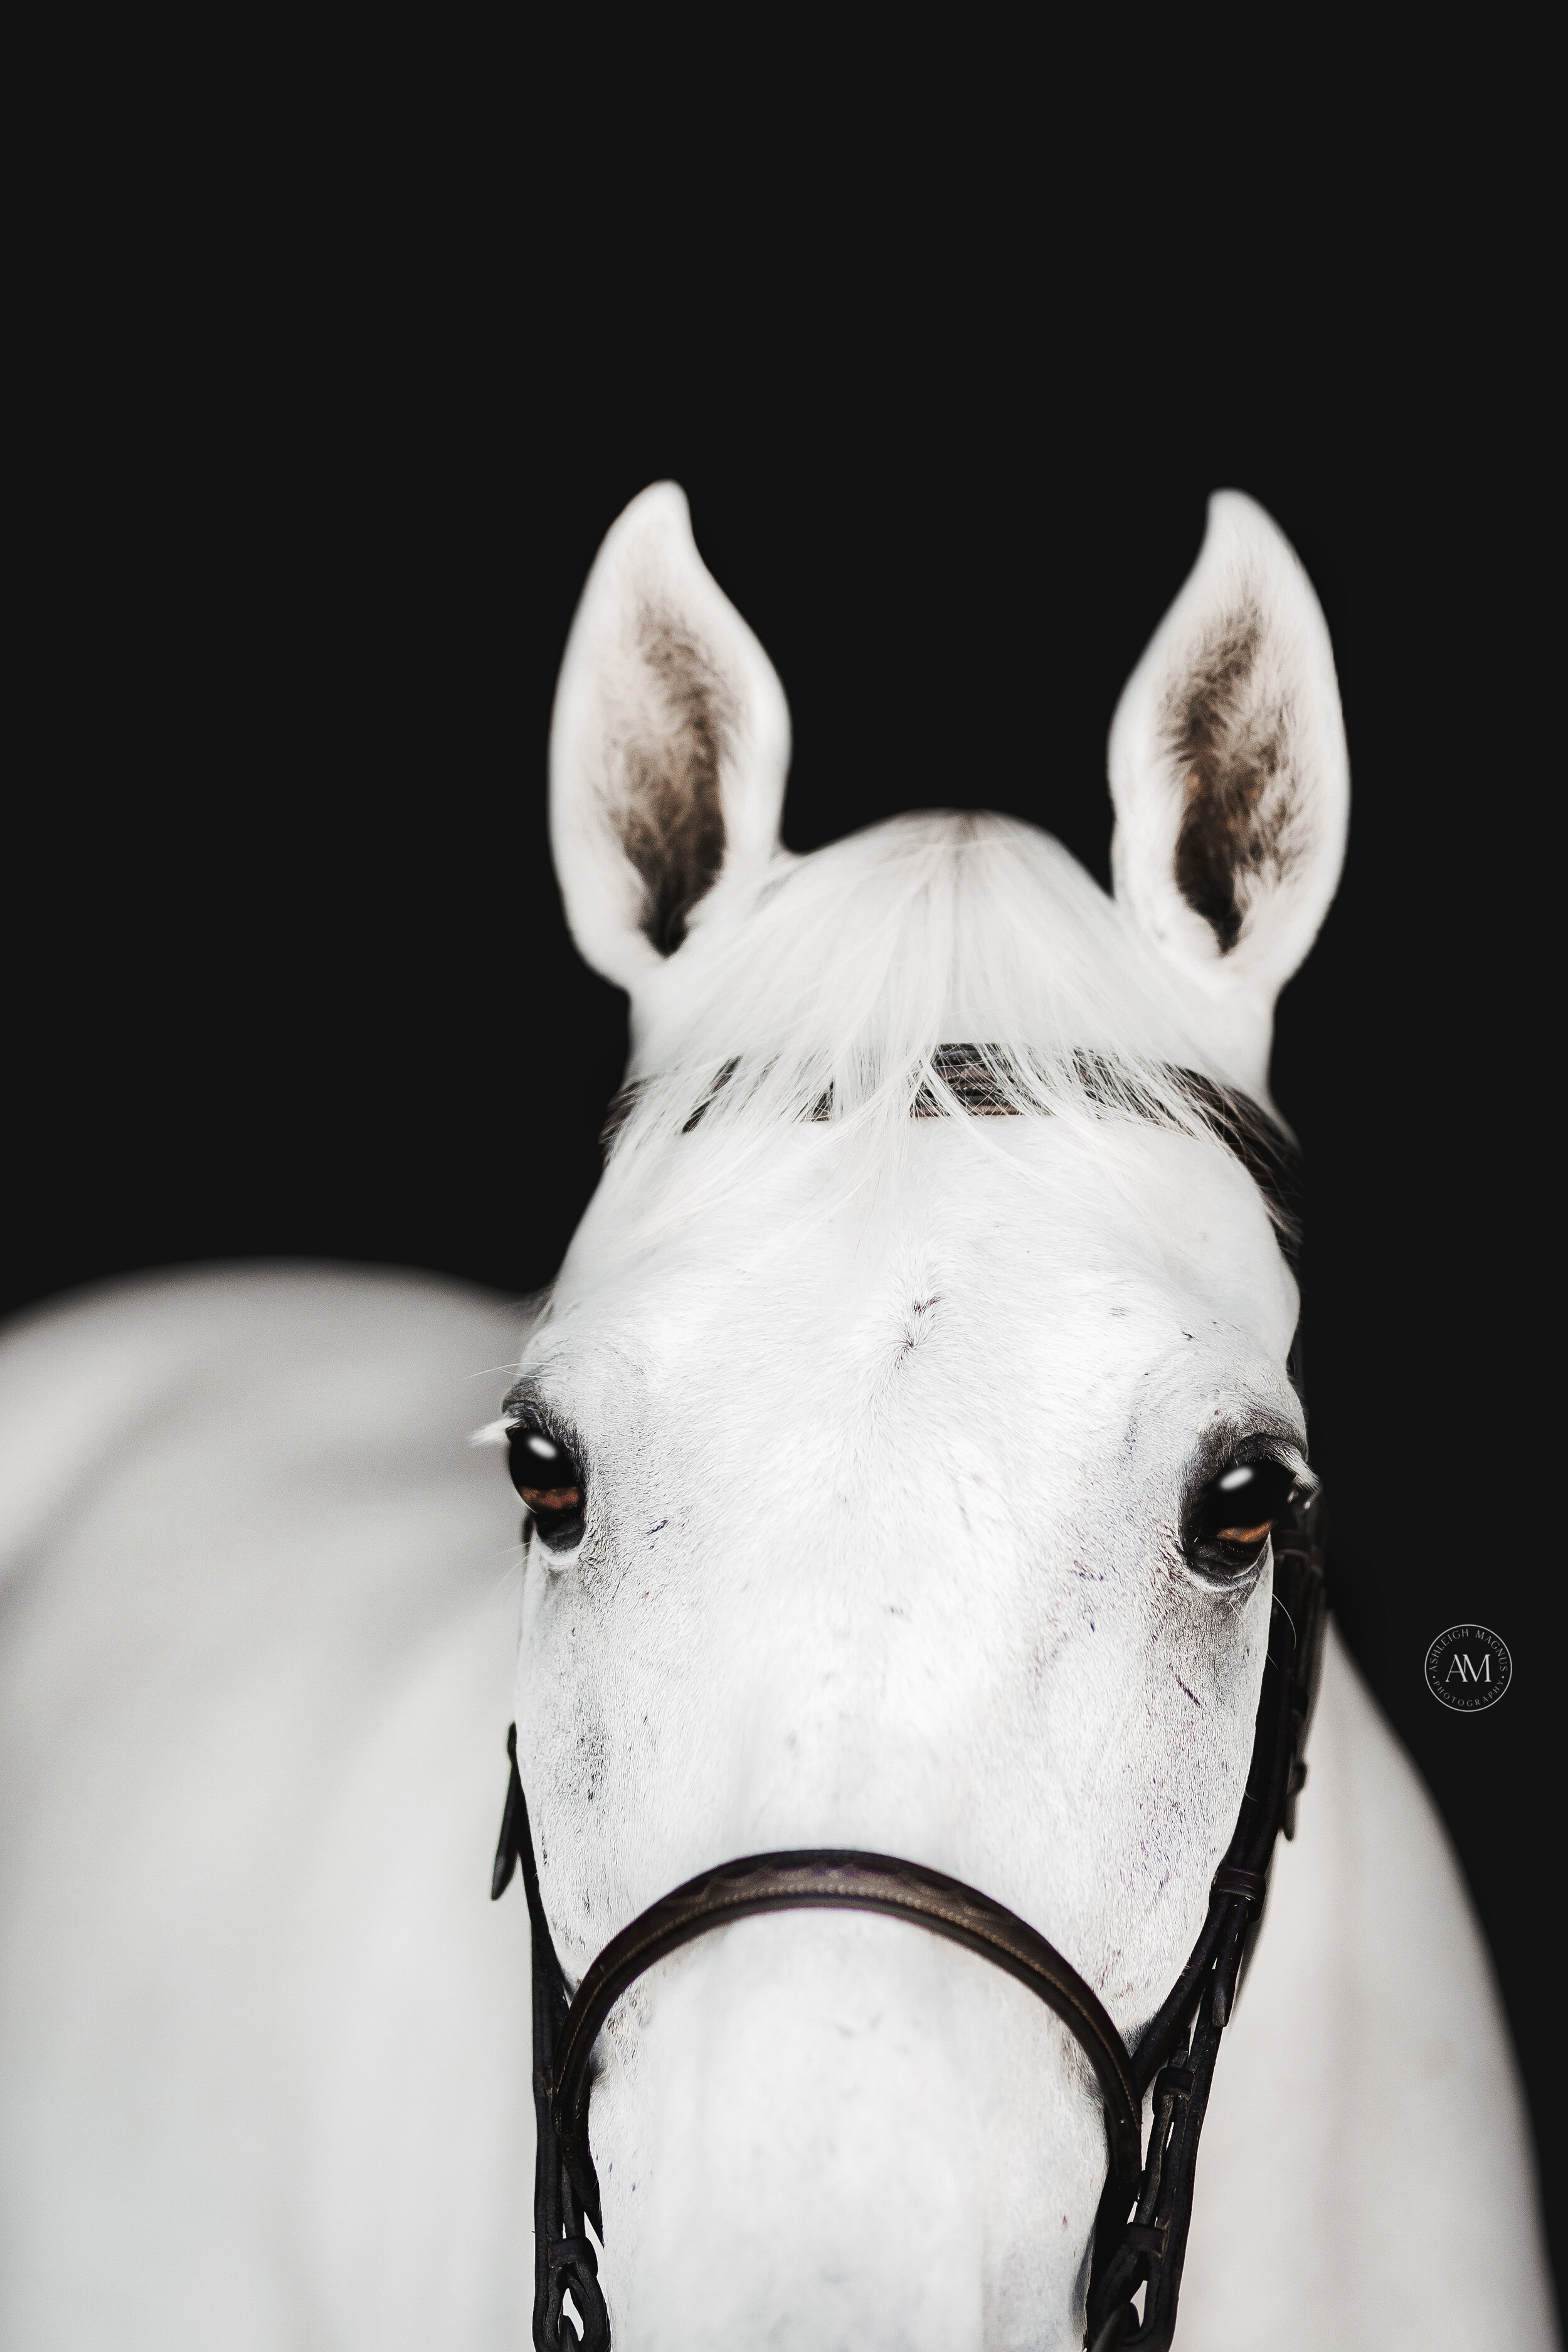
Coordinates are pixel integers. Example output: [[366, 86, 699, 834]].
[[0, 488, 1554, 2351]]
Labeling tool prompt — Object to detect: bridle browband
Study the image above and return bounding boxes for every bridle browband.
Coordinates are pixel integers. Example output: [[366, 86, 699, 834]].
[[491, 1060, 1325, 2352]]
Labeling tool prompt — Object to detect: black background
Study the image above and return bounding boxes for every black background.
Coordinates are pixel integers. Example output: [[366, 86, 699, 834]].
[[9, 244, 1559, 2307]]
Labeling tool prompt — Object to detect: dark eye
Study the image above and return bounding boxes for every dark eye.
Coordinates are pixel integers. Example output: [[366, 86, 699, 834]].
[[1188, 1456, 1301, 1575], [507, 1420, 585, 1550]]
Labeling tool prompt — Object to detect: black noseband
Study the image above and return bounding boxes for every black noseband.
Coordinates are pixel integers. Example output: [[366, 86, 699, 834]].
[[492, 1521, 1326, 2352], [553, 1848, 1146, 2234]]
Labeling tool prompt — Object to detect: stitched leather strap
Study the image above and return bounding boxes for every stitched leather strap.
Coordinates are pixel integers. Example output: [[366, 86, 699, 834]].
[[492, 1729, 610, 2352]]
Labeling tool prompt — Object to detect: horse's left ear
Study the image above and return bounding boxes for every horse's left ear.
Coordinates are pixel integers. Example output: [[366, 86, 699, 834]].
[[1108, 492, 1349, 1095], [549, 483, 792, 997]]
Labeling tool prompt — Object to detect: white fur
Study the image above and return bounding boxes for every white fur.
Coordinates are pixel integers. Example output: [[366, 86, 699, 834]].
[[582, 809, 1291, 1285], [0, 493, 1553, 2351]]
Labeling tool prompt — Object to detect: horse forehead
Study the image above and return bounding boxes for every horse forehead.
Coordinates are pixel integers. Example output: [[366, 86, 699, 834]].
[[570, 1118, 1294, 1392]]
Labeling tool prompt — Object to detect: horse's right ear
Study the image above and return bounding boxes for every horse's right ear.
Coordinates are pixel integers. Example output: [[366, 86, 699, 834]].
[[549, 484, 792, 996]]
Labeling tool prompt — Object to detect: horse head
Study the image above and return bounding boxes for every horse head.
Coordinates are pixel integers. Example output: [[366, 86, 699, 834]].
[[506, 483, 1347, 2349]]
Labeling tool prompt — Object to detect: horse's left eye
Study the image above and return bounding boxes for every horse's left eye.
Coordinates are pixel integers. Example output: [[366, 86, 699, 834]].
[[507, 1421, 585, 1549], [1189, 1456, 1301, 1572]]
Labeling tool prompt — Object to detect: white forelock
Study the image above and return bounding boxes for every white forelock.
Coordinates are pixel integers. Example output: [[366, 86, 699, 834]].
[[578, 807, 1286, 1273]]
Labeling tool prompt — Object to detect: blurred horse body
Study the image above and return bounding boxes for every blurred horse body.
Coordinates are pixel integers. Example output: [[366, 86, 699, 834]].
[[0, 1268, 532, 2348]]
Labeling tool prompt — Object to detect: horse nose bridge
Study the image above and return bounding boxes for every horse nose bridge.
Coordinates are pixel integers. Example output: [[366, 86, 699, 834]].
[[712, 1643, 982, 1850], [590, 1904, 1066, 2350]]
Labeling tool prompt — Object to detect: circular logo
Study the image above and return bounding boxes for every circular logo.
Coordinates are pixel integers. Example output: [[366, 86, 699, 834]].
[[1424, 1624, 1512, 1713]]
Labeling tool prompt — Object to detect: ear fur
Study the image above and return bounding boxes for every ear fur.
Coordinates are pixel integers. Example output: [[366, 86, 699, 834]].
[[549, 484, 792, 994], [1108, 493, 1348, 1094]]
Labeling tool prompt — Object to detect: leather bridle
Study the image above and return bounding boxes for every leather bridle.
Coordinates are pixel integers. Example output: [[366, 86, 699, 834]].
[[490, 1069, 1327, 2352]]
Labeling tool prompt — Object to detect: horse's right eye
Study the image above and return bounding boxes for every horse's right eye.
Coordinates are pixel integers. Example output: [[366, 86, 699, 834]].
[[507, 1421, 585, 1549], [1187, 1454, 1301, 1579]]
